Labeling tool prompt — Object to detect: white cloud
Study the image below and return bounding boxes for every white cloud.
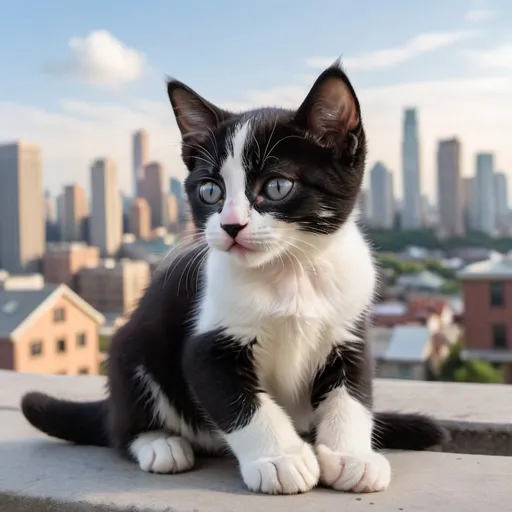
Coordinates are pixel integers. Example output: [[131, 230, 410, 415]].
[[464, 9, 494, 22], [47, 30, 145, 89], [470, 43, 512, 70], [306, 31, 473, 72]]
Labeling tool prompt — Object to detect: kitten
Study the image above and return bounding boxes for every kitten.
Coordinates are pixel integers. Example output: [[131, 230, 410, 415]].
[[21, 62, 446, 495]]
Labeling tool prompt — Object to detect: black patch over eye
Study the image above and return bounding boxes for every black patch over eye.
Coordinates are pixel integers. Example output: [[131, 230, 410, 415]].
[[198, 181, 223, 204], [263, 178, 294, 201]]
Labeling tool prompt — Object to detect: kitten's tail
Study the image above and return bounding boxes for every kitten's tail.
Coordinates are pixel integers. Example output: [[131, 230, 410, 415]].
[[372, 412, 448, 451], [21, 392, 109, 447]]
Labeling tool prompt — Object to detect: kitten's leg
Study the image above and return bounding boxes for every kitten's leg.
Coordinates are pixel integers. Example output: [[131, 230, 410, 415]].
[[312, 342, 391, 493], [183, 329, 320, 495]]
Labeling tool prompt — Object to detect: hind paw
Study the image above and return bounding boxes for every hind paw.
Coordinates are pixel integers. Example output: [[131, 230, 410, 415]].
[[130, 432, 195, 474]]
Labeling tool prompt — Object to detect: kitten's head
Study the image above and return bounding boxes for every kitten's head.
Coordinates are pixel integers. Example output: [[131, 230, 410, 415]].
[[167, 63, 366, 268]]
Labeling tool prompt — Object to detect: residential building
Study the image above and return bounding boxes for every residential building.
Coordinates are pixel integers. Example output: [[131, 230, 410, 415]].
[[458, 254, 512, 383], [369, 162, 395, 229], [396, 270, 446, 293], [401, 108, 422, 229], [0, 142, 45, 273], [90, 158, 122, 257], [43, 243, 100, 290], [494, 172, 509, 233], [130, 197, 151, 239], [0, 271, 44, 290], [62, 184, 88, 242], [476, 153, 496, 235], [0, 284, 104, 375], [143, 162, 165, 228], [133, 129, 149, 197], [437, 138, 464, 237], [78, 259, 151, 315]]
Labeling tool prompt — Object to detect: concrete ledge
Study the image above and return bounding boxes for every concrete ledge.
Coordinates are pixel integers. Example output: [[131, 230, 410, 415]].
[[1, 371, 511, 511]]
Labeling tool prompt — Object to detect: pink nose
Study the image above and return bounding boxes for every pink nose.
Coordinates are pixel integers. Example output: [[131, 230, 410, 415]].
[[221, 223, 246, 239], [221, 202, 247, 226]]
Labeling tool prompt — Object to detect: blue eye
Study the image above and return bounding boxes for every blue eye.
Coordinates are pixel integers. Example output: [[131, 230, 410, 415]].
[[264, 178, 294, 200], [199, 181, 223, 204]]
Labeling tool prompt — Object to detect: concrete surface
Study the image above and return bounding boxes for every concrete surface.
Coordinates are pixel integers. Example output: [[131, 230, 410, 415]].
[[1, 371, 512, 511]]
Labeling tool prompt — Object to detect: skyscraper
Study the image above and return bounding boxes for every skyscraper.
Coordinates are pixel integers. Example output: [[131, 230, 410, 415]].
[[494, 172, 509, 232], [476, 153, 496, 235], [0, 142, 45, 273], [62, 184, 88, 242], [369, 162, 395, 229], [462, 177, 478, 231], [133, 129, 149, 197], [437, 138, 464, 237], [130, 197, 151, 239], [90, 158, 122, 256], [401, 108, 422, 229], [143, 162, 165, 228], [170, 177, 187, 224]]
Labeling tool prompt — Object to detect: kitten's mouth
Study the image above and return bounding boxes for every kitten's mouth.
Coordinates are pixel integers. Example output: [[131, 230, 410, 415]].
[[228, 241, 255, 255]]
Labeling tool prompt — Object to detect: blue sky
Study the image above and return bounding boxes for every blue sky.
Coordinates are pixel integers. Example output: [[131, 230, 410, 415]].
[[0, 0, 511, 198]]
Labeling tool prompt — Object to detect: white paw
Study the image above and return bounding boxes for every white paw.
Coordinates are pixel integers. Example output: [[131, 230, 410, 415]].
[[316, 445, 391, 493], [240, 442, 320, 495], [130, 432, 195, 474]]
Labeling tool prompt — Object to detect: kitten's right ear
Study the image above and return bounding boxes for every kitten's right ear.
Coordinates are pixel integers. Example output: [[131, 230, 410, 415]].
[[167, 79, 232, 145]]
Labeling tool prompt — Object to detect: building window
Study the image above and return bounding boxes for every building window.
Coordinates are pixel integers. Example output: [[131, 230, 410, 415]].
[[76, 333, 86, 348], [30, 341, 43, 357], [492, 324, 508, 349], [53, 307, 66, 322], [56, 338, 66, 353], [490, 281, 505, 307], [78, 368, 89, 375]]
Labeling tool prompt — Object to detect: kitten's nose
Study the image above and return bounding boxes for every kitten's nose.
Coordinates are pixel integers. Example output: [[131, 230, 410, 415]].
[[221, 223, 247, 239]]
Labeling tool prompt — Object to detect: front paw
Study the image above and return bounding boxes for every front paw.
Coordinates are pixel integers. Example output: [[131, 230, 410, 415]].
[[240, 442, 320, 495], [316, 445, 391, 493]]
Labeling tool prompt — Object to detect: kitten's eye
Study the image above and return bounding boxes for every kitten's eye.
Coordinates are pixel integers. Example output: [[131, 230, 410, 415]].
[[199, 181, 223, 204], [264, 178, 294, 201]]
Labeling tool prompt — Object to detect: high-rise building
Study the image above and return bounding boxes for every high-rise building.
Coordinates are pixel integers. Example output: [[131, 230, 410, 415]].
[[44, 190, 56, 224], [369, 162, 394, 229], [170, 177, 187, 224], [130, 197, 151, 239], [462, 177, 478, 231], [133, 130, 149, 197], [401, 108, 422, 229], [0, 142, 45, 273], [143, 162, 165, 228], [164, 193, 179, 229], [90, 158, 122, 257], [476, 153, 496, 235], [62, 184, 88, 242], [437, 138, 464, 237], [494, 172, 509, 232]]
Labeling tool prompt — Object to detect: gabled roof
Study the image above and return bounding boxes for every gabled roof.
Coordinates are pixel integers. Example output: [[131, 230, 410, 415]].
[[0, 284, 105, 341], [382, 325, 432, 362]]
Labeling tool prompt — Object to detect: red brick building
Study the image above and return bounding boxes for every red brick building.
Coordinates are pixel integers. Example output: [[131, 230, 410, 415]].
[[459, 254, 512, 383]]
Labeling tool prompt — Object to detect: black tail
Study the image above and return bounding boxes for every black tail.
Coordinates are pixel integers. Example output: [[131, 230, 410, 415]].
[[21, 392, 109, 447], [372, 412, 449, 451]]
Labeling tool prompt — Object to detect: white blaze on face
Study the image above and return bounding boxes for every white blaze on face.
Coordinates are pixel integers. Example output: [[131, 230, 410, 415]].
[[219, 120, 252, 226]]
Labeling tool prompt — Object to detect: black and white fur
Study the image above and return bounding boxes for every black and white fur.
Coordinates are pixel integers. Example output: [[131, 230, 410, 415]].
[[21, 63, 446, 495]]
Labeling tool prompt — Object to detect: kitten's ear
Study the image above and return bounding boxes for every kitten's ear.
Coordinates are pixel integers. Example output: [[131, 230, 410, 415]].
[[294, 62, 361, 151], [167, 79, 232, 144]]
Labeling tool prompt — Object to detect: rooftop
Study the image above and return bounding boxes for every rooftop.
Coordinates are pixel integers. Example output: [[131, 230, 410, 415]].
[[381, 325, 431, 362], [0, 371, 511, 511], [458, 252, 512, 279]]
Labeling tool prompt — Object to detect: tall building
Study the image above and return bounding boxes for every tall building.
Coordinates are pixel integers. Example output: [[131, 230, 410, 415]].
[[0, 142, 45, 273], [369, 162, 394, 229], [90, 158, 122, 257], [62, 184, 88, 242], [462, 177, 479, 231], [143, 162, 165, 228], [170, 177, 186, 224], [44, 190, 56, 224], [437, 138, 464, 237], [401, 108, 422, 230], [133, 130, 149, 197], [164, 193, 179, 229], [494, 172, 509, 232], [130, 197, 151, 239], [476, 153, 496, 235]]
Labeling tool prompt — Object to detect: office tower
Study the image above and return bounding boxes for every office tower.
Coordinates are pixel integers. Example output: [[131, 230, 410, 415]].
[[130, 197, 151, 239], [44, 190, 56, 224], [437, 138, 464, 237], [90, 158, 122, 256], [401, 108, 422, 229], [494, 172, 509, 232], [164, 193, 179, 229], [133, 129, 149, 197], [143, 162, 165, 228], [462, 177, 478, 230], [369, 162, 395, 229], [170, 177, 187, 223], [0, 142, 45, 273], [476, 153, 496, 235], [358, 189, 372, 225], [62, 184, 88, 242]]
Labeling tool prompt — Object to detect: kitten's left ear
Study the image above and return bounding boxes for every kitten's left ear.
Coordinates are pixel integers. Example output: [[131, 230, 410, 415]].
[[294, 62, 361, 152]]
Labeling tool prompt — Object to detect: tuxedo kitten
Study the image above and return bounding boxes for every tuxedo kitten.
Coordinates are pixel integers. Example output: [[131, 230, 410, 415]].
[[21, 62, 446, 495]]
